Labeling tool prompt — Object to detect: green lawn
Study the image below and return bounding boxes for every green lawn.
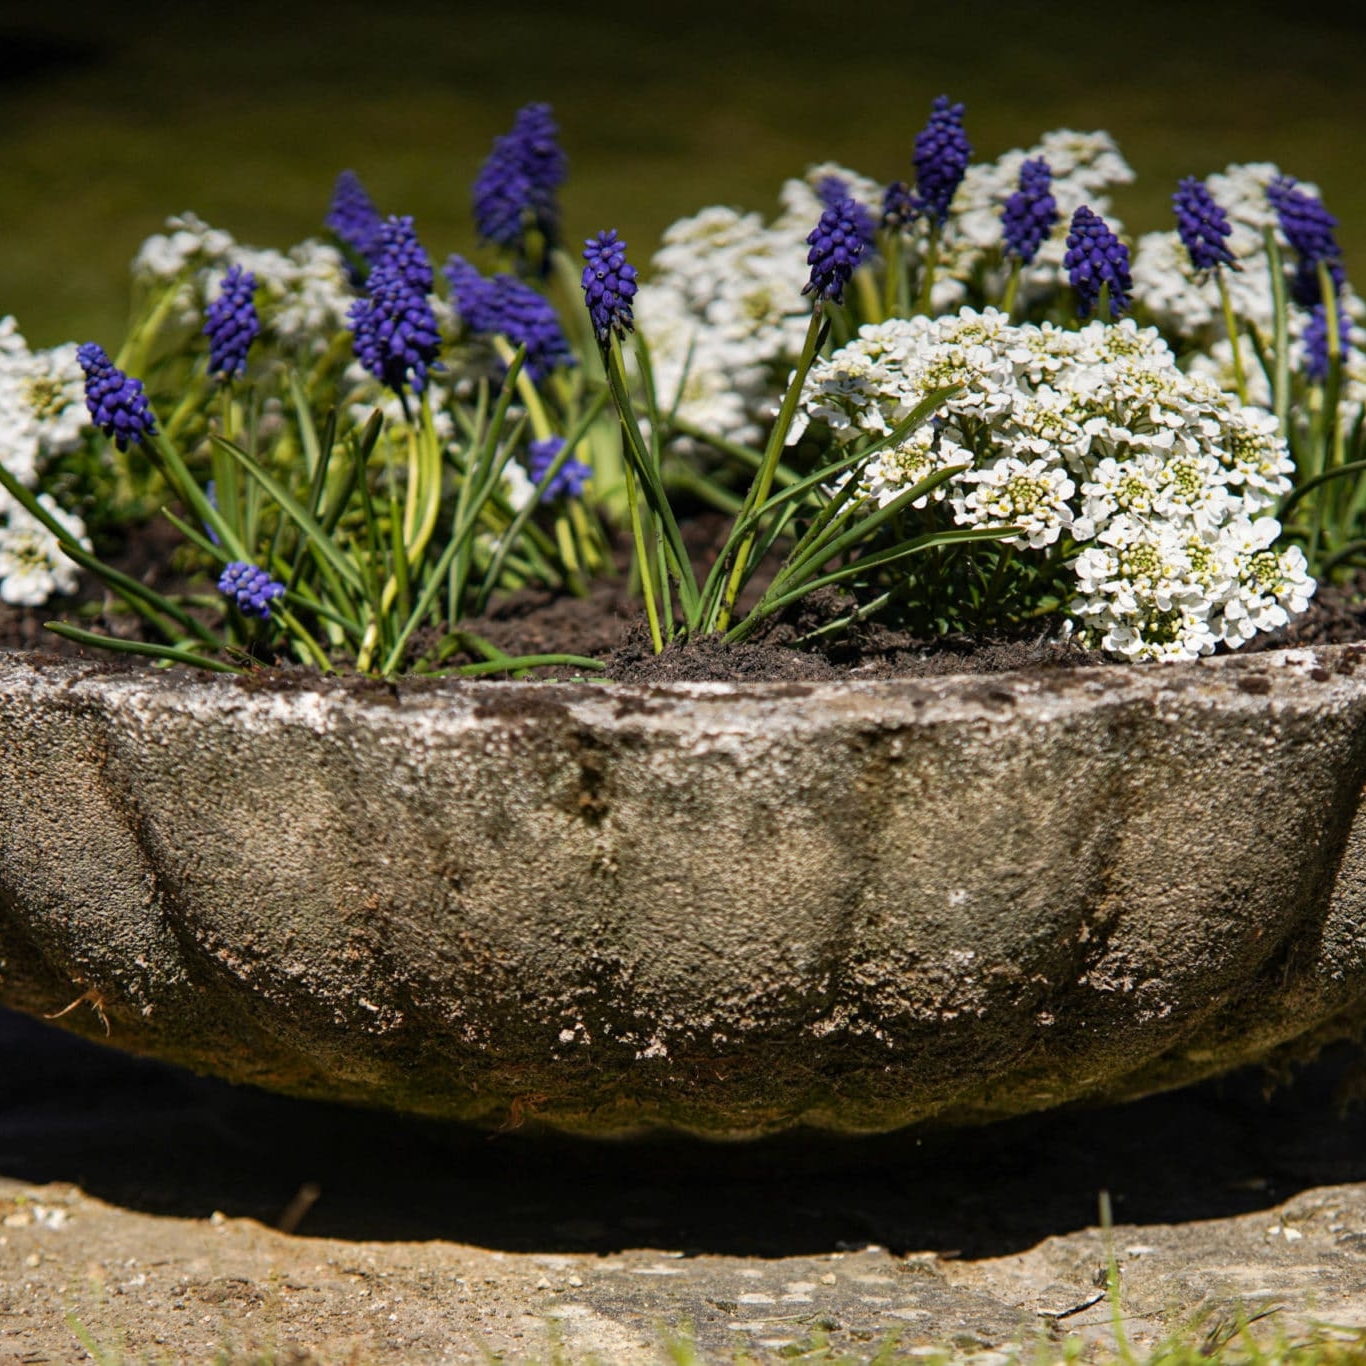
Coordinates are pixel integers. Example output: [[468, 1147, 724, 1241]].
[[3, 0, 1366, 346]]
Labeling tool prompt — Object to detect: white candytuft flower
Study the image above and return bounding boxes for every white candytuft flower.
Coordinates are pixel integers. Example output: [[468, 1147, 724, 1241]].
[[633, 199, 812, 447], [132, 215, 356, 356], [0, 318, 90, 507], [0, 495, 88, 606], [635, 134, 1135, 450], [796, 307, 1313, 661]]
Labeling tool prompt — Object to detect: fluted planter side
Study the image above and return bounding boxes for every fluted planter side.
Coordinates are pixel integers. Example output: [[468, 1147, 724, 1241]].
[[1, 646, 1365, 1137]]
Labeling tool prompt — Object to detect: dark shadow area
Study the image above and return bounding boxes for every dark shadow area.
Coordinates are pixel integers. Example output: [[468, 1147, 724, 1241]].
[[3, 1006, 1364, 1260], [0, 29, 103, 84]]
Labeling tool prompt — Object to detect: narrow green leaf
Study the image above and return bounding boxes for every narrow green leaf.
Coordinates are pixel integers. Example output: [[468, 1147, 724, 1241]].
[[732, 524, 1018, 640], [211, 434, 366, 595], [144, 430, 246, 560], [472, 388, 611, 616], [430, 653, 607, 678], [1278, 458, 1366, 520], [44, 622, 244, 673], [289, 370, 323, 480], [772, 463, 970, 596]]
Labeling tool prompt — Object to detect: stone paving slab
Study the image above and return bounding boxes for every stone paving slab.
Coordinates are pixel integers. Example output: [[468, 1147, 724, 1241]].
[[5, 1178, 1366, 1363], [2, 1009, 1366, 1363]]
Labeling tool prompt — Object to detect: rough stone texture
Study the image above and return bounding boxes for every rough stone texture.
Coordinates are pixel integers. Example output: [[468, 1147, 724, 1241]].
[[2, 646, 1366, 1135], [3, 1010, 1366, 1363]]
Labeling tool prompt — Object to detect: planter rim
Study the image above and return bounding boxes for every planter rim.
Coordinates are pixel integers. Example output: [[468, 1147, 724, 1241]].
[[0, 639, 1346, 713]]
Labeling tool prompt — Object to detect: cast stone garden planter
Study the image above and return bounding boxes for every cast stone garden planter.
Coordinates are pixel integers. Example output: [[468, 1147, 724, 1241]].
[[1, 645, 1364, 1138]]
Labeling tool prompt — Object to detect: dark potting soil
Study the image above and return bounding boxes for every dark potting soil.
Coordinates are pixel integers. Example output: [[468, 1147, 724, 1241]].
[[2, 516, 1365, 683]]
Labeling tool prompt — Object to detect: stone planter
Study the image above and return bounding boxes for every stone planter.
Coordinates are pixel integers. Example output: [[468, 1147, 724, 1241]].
[[1, 647, 1365, 1138]]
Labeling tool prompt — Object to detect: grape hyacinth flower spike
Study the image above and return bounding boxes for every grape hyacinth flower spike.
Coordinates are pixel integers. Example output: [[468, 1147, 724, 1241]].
[[218, 560, 284, 618], [325, 169, 385, 267], [1173, 176, 1235, 274], [203, 265, 260, 380], [1173, 177, 1246, 401], [1304, 299, 1352, 383], [76, 343, 157, 451], [1001, 157, 1058, 266], [443, 255, 575, 383], [349, 215, 442, 395], [815, 176, 877, 252], [1267, 176, 1345, 307], [527, 435, 591, 502], [1064, 206, 1132, 319], [910, 95, 972, 227], [803, 198, 867, 305], [472, 102, 568, 268], [581, 231, 638, 346]]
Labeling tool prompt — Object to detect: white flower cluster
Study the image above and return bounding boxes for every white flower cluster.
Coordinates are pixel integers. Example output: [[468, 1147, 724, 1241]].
[[0, 317, 89, 605], [913, 129, 1136, 312], [794, 308, 1314, 660], [633, 164, 878, 445], [0, 317, 86, 489], [133, 213, 354, 355], [633, 135, 1132, 447], [0, 496, 88, 606]]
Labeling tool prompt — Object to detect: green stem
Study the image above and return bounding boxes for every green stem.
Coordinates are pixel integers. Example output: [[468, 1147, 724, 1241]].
[[622, 455, 663, 653], [601, 338, 698, 620], [880, 229, 902, 319], [1266, 227, 1292, 440], [917, 225, 940, 315], [1000, 260, 1021, 320], [853, 268, 881, 325], [1215, 269, 1248, 406], [715, 306, 825, 632]]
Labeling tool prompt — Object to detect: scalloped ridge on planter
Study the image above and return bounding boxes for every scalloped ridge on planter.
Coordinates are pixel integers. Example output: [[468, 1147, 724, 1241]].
[[2, 646, 1365, 1138]]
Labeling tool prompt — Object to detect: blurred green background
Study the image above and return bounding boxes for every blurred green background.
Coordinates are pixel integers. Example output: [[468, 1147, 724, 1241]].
[[2, 0, 1365, 347]]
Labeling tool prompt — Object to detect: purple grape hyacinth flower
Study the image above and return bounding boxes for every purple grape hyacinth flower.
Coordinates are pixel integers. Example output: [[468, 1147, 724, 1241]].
[[1304, 299, 1352, 382], [1001, 157, 1058, 266], [910, 95, 972, 228], [325, 170, 385, 265], [581, 231, 638, 345], [1267, 176, 1346, 307], [526, 436, 590, 502], [815, 176, 878, 251], [76, 342, 157, 451], [1064, 206, 1133, 319], [443, 255, 575, 382], [349, 216, 442, 394], [217, 560, 284, 618], [1173, 177, 1235, 274], [203, 265, 260, 380], [472, 102, 568, 263], [803, 198, 867, 304]]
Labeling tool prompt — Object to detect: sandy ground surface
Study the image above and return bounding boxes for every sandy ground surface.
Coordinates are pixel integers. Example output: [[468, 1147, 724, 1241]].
[[2, 1008, 1366, 1363]]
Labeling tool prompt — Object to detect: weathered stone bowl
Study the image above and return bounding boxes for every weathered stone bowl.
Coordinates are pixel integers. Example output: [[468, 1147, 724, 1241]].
[[2, 646, 1365, 1138]]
